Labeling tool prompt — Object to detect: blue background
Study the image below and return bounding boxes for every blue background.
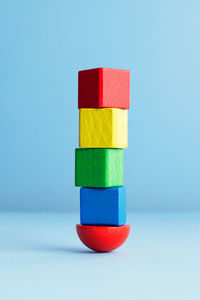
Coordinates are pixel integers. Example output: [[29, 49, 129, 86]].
[[1, 0, 200, 211]]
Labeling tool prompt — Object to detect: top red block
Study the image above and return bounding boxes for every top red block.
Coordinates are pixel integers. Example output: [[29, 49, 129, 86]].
[[78, 68, 130, 109]]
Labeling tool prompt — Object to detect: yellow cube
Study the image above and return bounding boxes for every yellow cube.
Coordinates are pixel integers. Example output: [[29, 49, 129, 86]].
[[79, 108, 128, 148]]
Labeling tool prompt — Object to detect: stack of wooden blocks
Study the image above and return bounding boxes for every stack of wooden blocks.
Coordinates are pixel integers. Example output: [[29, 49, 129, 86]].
[[75, 68, 130, 252]]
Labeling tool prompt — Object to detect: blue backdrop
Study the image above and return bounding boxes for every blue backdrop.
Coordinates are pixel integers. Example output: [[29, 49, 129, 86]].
[[1, 0, 200, 211]]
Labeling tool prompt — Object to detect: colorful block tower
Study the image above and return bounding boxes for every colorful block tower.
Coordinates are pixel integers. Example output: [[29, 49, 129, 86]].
[[75, 68, 131, 252]]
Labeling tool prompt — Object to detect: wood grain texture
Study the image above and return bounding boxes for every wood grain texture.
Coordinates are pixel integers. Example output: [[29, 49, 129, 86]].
[[79, 108, 128, 148], [80, 187, 126, 226], [75, 148, 123, 187], [78, 68, 130, 109]]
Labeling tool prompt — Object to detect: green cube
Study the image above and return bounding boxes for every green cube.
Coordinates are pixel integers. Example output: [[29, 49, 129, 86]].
[[75, 148, 123, 187]]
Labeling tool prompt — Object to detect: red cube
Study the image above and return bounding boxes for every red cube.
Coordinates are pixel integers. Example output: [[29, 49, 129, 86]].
[[78, 68, 130, 109]]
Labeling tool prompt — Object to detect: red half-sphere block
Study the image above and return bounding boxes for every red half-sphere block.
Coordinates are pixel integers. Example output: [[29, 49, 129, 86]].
[[76, 224, 131, 252]]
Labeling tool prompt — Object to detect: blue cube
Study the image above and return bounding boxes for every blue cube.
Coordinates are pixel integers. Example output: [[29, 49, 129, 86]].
[[80, 187, 126, 226]]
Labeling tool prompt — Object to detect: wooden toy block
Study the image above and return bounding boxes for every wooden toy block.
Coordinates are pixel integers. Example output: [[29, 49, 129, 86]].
[[75, 148, 123, 187], [76, 224, 131, 252], [78, 68, 130, 109], [79, 108, 128, 148], [80, 187, 126, 226]]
